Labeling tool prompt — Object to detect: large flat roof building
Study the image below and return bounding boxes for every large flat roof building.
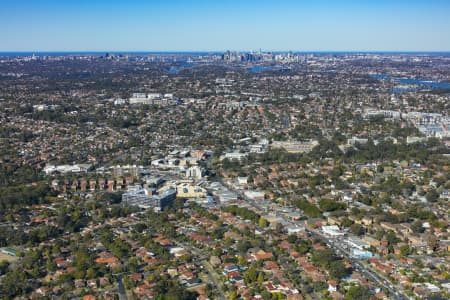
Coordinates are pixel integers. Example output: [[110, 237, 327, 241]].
[[322, 225, 345, 237], [122, 188, 176, 211]]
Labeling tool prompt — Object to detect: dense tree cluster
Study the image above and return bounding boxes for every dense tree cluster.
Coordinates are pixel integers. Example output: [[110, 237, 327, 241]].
[[0, 183, 53, 209], [344, 139, 446, 163], [344, 284, 374, 300], [312, 249, 351, 280], [294, 199, 321, 218], [319, 198, 346, 212], [99, 229, 132, 260], [224, 205, 263, 225]]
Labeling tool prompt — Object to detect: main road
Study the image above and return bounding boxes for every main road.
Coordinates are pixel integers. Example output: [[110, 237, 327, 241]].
[[218, 178, 409, 300], [308, 228, 408, 300]]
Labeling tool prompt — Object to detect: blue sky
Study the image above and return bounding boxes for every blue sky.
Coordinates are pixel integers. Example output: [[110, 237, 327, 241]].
[[1, 0, 449, 52]]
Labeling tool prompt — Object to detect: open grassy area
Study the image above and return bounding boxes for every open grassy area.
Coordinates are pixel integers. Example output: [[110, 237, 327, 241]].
[[0, 252, 18, 263]]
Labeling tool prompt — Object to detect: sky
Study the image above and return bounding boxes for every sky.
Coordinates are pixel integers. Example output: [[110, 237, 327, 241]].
[[1, 0, 450, 52]]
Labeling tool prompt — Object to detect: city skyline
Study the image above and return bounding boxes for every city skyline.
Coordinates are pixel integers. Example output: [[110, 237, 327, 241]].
[[1, 0, 450, 52]]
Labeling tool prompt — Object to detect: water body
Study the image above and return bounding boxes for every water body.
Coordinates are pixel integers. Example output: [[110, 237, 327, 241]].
[[247, 65, 290, 73], [397, 78, 450, 89], [166, 62, 197, 74], [168, 67, 180, 74], [369, 73, 450, 93], [369, 74, 389, 80]]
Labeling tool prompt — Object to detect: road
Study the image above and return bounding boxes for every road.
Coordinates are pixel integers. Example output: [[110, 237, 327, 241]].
[[174, 241, 226, 300], [308, 228, 408, 300], [219, 178, 409, 300], [114, 274, 128, 300]]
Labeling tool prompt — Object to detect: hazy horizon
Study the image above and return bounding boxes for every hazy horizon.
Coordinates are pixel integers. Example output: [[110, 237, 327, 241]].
[[1, 0, 450, 52], [1, 50, 450, 55]]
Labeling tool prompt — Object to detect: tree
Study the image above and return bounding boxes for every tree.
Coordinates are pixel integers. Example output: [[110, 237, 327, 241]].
[[399, 244, 410, 257], [411, 220, 425, 234], [86, 267, 98, 279], [229, 290, 238, 300], [261, 290, 272, 300], [319, 198, 345, 212], [341, 217, 354, 228], [244, 266, 258, 284], [236, 240, 251, 254], [313, 281, 327, 293], [312, 249, 336, 268], [287, 234, 297, 244], [329, 260, 350, 280], [46, 258, 57, 272], [295, 199, 321, 218], [425, 189, 439, 203], [385, 231, 399, 245], [0, 261, 9, 275], [344, 285, 373, 300], [257, 272, 265, 283], [0, 183, 54, 210], [296, 240, 311, 255], [349, 224, 365, 236], [0, 268, 28, 298], [259, 217, 269, 228]]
